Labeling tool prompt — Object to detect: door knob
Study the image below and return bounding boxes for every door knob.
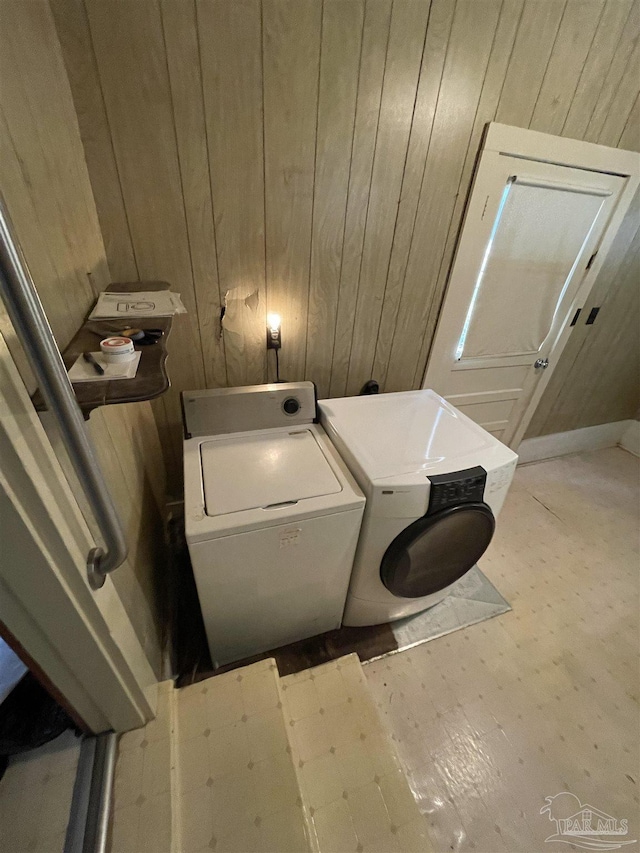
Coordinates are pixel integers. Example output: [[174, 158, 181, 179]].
[[534, 358, 549, 369]]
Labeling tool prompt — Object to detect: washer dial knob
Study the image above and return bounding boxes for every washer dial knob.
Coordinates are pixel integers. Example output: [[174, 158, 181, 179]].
[[282, 397, 300, 415]]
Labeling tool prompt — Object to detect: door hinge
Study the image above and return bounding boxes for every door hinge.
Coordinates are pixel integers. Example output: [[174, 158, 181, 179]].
[[586, 251, 598, 271], [586, 306, 600, 325]]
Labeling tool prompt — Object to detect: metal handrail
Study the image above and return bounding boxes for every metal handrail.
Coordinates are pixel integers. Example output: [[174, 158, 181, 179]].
[[0, 193, 127, 590]]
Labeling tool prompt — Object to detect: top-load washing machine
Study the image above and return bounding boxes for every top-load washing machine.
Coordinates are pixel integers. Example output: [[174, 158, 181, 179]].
[[318, 389, 518, 627], [183, 382, 365, 667]]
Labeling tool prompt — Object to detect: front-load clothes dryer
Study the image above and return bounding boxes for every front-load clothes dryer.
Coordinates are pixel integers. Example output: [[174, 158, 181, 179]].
[[318, 390, 518, 627], [183, 382, 365, 667]]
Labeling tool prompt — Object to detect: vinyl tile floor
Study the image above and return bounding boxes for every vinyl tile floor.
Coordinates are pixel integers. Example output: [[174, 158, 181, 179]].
[[364, 447, 639, 853], [281, 654, 430, 853], [0, 729, 80, 853]]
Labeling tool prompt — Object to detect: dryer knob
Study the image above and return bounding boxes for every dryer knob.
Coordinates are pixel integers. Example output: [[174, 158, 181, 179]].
[[283, 397, 300, 415]]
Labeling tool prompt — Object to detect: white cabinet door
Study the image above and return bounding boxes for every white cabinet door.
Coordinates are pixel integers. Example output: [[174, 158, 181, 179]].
[[423, 126, 639, 448]]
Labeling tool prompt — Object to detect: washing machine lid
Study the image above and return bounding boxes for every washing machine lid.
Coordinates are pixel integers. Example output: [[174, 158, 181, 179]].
[[319, 390, 502, 480], [200, 428, 342, 517]]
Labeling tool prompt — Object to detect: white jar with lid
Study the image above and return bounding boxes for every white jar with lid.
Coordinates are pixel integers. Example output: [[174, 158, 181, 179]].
[[100, 336, 135, 363]]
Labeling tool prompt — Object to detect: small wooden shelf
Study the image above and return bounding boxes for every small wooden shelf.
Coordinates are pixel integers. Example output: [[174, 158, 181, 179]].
[[32, 281, 173, 418]]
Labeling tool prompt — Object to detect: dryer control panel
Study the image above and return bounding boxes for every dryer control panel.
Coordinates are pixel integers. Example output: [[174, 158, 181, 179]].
[[427, 466, 487, 515]]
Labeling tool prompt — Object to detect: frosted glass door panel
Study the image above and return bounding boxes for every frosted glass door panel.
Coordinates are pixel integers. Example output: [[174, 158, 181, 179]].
[[461, 181, 606, 359]]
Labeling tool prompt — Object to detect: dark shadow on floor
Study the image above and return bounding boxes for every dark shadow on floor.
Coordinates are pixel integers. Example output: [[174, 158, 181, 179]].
[[179, 620, 401, 687]]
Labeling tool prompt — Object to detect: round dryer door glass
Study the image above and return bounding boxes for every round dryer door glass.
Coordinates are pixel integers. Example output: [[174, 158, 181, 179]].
[[380, 503, 495, 598]]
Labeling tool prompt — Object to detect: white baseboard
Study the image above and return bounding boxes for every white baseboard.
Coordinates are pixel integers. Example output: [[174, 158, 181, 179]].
[[619, 420, 640, 457], [517, 420, 633, 464]]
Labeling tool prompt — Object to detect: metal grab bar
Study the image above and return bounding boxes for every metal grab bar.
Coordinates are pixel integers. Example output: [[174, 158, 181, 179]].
[[0, 194, 127, 590]]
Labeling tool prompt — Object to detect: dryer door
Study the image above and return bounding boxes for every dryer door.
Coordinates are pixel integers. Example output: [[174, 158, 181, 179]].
[[380, 503, 495, 598]]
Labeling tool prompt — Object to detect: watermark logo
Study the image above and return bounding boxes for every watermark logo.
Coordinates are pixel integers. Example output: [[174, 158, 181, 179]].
[[541, 792, 635, 850]]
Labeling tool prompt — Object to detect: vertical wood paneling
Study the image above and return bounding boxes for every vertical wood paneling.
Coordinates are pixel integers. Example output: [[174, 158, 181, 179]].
[[161, 0, 227, 389], [84, 0, 204, 386], [408, 0, 525, 391], [383, 0, 502, 392], [372, 0, 456, 386], [0, 0, 108, 348], [561, 0, 634, 140], [567, 230, 639, 426], [49, 0, 640, 488], [529, 0, 604, 136], [583, 0, 640, 142], [49, 0, 178, 488], [406, 0, 524, 391], [597, 36, 640, 147], [1, 0, 167, 674], [198, 0, 267, 387], [305, 0, 364, 399], [87, 403, 165, 673], [619, 93, 640, 152], [0, 109, 77, 362], [49, 0, 139, 283], [494, 0, 566, 128], [344, 0, 431, 396], [263, 0, 322, 381], [329, 0, 392, 397], [85, 0, 206, 487], [526, 198, 640, 436]]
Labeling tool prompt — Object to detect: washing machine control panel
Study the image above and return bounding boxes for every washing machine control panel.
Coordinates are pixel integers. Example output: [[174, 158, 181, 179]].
[[427, 466, 487, 515], [182, 381, 317, 437]]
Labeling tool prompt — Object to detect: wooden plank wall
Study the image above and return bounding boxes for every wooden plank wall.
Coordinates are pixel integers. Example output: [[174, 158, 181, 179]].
[[527, 189, 640, 437], [0, 0, 168, 676], [51, 0, 640, 483], [0, 0, 107, 356]]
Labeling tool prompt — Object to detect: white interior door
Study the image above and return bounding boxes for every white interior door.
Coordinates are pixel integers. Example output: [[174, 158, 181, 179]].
[[0, 329, 157, 733], [423, 125, 639, 448]]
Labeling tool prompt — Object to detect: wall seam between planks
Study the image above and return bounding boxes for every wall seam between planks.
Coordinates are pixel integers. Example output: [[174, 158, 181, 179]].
[[368, 0, 434, 387], [158, 0, 207, 388], [343, 0, 395, 394], [326, 0, 367, 396], [194, 0, 228, 386], [303, 0, 325, 383], [81, 0, 140, 282]]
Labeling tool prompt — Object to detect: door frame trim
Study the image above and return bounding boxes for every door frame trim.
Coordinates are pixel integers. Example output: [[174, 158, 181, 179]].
[[484, 122, 640, 177], [422, 122, 640, 448], [0, 332, 156, 733]]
